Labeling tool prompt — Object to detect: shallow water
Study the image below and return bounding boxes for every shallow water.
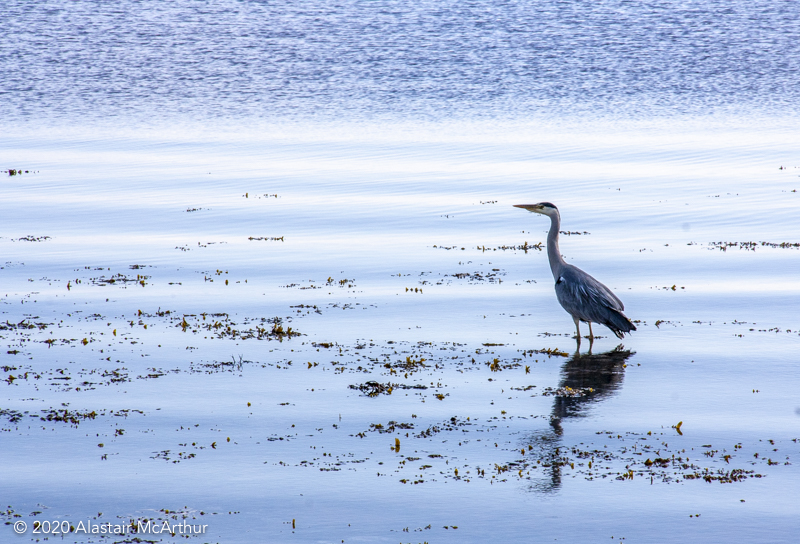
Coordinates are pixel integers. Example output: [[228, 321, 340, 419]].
[[2, 0, 800, 542], [2, 122, 798, 543]]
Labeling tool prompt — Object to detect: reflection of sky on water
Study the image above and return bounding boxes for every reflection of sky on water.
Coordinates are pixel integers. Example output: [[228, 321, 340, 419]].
[[2, 1, 799, 540], [4, 0, 800, 124]]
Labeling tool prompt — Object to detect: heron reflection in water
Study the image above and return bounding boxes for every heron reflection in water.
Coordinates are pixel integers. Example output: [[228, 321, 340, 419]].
[[522, 345, 634, 493]]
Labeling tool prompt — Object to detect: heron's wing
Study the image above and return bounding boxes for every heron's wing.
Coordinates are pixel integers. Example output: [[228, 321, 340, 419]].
[[554, 265, 625, 324]]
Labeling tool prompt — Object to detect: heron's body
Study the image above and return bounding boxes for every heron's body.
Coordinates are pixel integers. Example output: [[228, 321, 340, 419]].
[[514, 202, 636, 342]]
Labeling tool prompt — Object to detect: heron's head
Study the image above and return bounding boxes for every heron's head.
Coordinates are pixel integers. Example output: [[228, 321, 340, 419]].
[[513, 202, 559, 218]]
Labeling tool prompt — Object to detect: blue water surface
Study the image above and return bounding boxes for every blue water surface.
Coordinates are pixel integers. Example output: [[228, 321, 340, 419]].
[[1, 1, 799, 543]]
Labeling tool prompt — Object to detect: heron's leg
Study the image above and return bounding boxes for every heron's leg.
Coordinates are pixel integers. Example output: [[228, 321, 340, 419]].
[[573, 317, 581, 345], [588, 322, 594, 340]]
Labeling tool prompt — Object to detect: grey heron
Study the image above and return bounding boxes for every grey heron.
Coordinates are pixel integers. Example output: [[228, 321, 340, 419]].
[[514, 202, 636, 344]]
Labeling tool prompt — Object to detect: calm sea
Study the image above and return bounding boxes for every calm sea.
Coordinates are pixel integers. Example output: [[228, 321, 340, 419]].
[[1, 1, 798, 542]]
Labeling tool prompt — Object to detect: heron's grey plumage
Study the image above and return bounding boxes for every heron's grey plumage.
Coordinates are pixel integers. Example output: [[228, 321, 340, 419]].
[[513, 202, 636, 342]]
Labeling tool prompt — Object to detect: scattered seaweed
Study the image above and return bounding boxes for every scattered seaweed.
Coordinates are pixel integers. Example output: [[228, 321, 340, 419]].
[[13, 235, 51, 242], [709, 241, 800, 251], [477, 242, 543, 252], [248, 236, 284, 241], [348, 381, 428, 397]]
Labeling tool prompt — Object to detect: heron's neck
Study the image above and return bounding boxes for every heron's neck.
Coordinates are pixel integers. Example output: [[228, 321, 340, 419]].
[[546, 213, 566, 280]]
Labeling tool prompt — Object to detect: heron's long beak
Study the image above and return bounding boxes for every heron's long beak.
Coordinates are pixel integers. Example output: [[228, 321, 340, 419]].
[[513, 204, 540, 212]]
